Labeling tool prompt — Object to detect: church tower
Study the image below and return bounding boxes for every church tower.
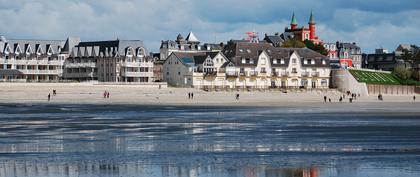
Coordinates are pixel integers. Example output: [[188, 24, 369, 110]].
[[308, 11, 316, 40], [290, 12, 298, 30]]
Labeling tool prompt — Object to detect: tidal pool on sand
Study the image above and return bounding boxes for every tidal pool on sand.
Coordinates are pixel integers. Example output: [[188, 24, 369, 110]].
[[0, 104, 419, 177]]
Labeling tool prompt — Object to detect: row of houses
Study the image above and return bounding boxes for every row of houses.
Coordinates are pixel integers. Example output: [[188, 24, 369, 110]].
[[163, 40, 330, 89], [0, 36, 154, 83]]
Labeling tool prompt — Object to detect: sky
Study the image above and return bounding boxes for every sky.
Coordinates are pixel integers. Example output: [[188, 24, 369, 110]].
[[0, 0, 419, 53]]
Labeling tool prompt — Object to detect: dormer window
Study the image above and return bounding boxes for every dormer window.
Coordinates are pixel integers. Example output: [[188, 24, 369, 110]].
[[126, 47, 133, 56], [246, 49, 251, 53], [273, 59, 277, 64], [311, 59, 315, 64], [280, 59, 285, 64], [137, 48, 144, 57], [322, 59, 326, 65], [239, 49, 244, 53]]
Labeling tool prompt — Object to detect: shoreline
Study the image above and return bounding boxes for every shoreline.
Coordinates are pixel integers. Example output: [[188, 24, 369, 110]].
[[0, 83, 418, 108]]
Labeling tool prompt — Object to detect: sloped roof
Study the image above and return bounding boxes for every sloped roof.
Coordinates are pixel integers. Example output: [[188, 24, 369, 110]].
[[0, 69, 24, 76], [186, 31, 199, 43]]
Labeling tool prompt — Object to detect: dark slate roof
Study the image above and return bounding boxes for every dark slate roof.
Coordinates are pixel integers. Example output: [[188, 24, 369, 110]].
[[223, 40, 275, 66], [0, 69, 24, 76], [74, 39, 147, 57], [337, 42, 360, 50], [3, 39, 66, 55]]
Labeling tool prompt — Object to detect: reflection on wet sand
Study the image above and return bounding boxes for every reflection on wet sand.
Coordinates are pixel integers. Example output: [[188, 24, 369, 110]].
[[1, 104, 420, 177], [0, 160, 321, 177]]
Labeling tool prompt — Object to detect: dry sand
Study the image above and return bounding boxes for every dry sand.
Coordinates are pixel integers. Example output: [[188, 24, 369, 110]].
[[0, 83, 418, 107]]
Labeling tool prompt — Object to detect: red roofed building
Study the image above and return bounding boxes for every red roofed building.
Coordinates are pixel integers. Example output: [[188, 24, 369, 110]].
[[284, 11, 323, 45]]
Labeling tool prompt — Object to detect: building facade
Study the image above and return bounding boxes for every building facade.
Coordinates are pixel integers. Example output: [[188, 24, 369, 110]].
[[163, 40, 330, 89], [64, 40, 154, 82], [336, 42, 362, 69], [0, 36, 79, 82]]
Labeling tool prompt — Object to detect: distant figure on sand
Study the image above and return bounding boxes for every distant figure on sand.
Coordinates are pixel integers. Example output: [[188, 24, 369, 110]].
[[107, 92, 110, 98], [48, 93, 51, 101], [53, 90, 56, 96], [414, 95, 416, 102], [236, 93, 240, 100], [378, 93, 383, 101], [324, 96, 327, 102], [191, 92, 194, 99], [339, 96, 343, 102], [349, 98, 353, 103], [188, 92, 191, 99], [103, 91, 107, 98], [329, 98, 331, 102]]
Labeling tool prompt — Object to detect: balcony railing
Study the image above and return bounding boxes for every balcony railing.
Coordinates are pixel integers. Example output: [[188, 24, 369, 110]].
[[225, 71, 239, 77], [121, 71, 153, 77], [65, 72, 97, 78], [204, 71, 217, 76], [301, 72, 310, 77], [248, 71, 257, 76], [311, 72, 320, 77], [22, 70, 62, 75], [65, 63, 96, 68], [280, 71, 289, 77], [120, 62, 153, 67]]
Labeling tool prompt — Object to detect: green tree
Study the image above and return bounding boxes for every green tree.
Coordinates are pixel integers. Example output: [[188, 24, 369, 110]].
[[281, 39, 306, 48], [303, 40, 328, 56], [393, 66, 412, 81], [398, 45, 420, 80]]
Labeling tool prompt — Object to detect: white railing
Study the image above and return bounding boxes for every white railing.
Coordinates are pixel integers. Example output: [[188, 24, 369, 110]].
[[65, 72, 96, 78], [22, 70, 62, 75], [0, 58, 63, 65], [121, 72, 153, 77], [120, 62, 153, 67], [65, 63, 96, 68]]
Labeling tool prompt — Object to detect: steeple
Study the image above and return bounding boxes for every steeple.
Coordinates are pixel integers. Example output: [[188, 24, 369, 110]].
[[309, 10, 315, 24], [290, 12, 298, 30]]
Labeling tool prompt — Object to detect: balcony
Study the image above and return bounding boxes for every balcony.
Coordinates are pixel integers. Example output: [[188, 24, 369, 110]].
[[239, 72, 246, 76], [280, 71, 289, 77], [0, 58, 63, 65], [311, 72, 320, 77], [65, 62, 96, 68], [22, 70, 62, 75], [120, 61, 153, 67], [301, 72, 310, 77], [248, 71, 257, 76], [121, 71, 153, 77], [225, 71, 239, 77], [65, 72, 96, 78], [204, 71, 217, 77]]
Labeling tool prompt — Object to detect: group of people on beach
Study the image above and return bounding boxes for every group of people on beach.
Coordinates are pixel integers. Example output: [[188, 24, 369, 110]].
[[324, 91, 361, 103], [103, 91, 110, 98], [47, 89, 57, 101], [188, 92, 194, 99]]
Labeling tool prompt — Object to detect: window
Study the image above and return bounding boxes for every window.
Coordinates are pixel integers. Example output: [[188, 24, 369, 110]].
[[261, 67, 266, 73], [261, 58, 266, 64], [322, 59, 326, 65], [178, 72, 180, 75], [292, 68, 297, 73], [240, 68, 245, 73], [304, 59, 308, 64], [281, 59, 285, 64], [273, 59, 277, 64], [311, 59, 315, 65], [167, 72, 169, 75], [241, 58, 246, 64], [292, 59, 296, 64]]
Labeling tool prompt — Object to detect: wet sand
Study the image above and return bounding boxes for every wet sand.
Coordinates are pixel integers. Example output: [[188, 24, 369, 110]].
[[0, 83, 418, 107]]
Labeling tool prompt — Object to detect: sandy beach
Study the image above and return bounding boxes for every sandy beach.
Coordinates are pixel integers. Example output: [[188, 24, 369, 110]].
[[0, 83, 418, 107]]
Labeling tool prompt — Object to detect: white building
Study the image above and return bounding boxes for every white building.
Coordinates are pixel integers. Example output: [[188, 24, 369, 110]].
[[0, 36, 79, 82], [163, 41, 331, 89], [64, 40, 154, 82]]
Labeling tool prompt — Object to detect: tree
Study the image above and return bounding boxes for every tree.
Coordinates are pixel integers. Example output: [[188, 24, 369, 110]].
[[393, 66, 412, 81], [281, 39, 306, 48], [303, 40, 328, 56], [398, 45, 420, 80]]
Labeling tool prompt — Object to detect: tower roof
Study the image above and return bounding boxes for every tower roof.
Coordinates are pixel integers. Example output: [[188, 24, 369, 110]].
[[186, 31, 199, 43], [291, 12, 297, 25], [309, 11, 315, 24]]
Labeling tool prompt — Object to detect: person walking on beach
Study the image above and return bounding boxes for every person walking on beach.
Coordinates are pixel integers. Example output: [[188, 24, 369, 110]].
[[48, 93, 51, 101], [53, 90, 56, 96], [103, 91, 107, 98], [414, 95, 416, 102], [339, 96, 343, 102], [188, 92, 191, 99], [236, 93, 240, 100], [107, 92, 110, 98], [329, 98, 331, 102], [191, 92, 194, 99], [324, 96, 327, 102]]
